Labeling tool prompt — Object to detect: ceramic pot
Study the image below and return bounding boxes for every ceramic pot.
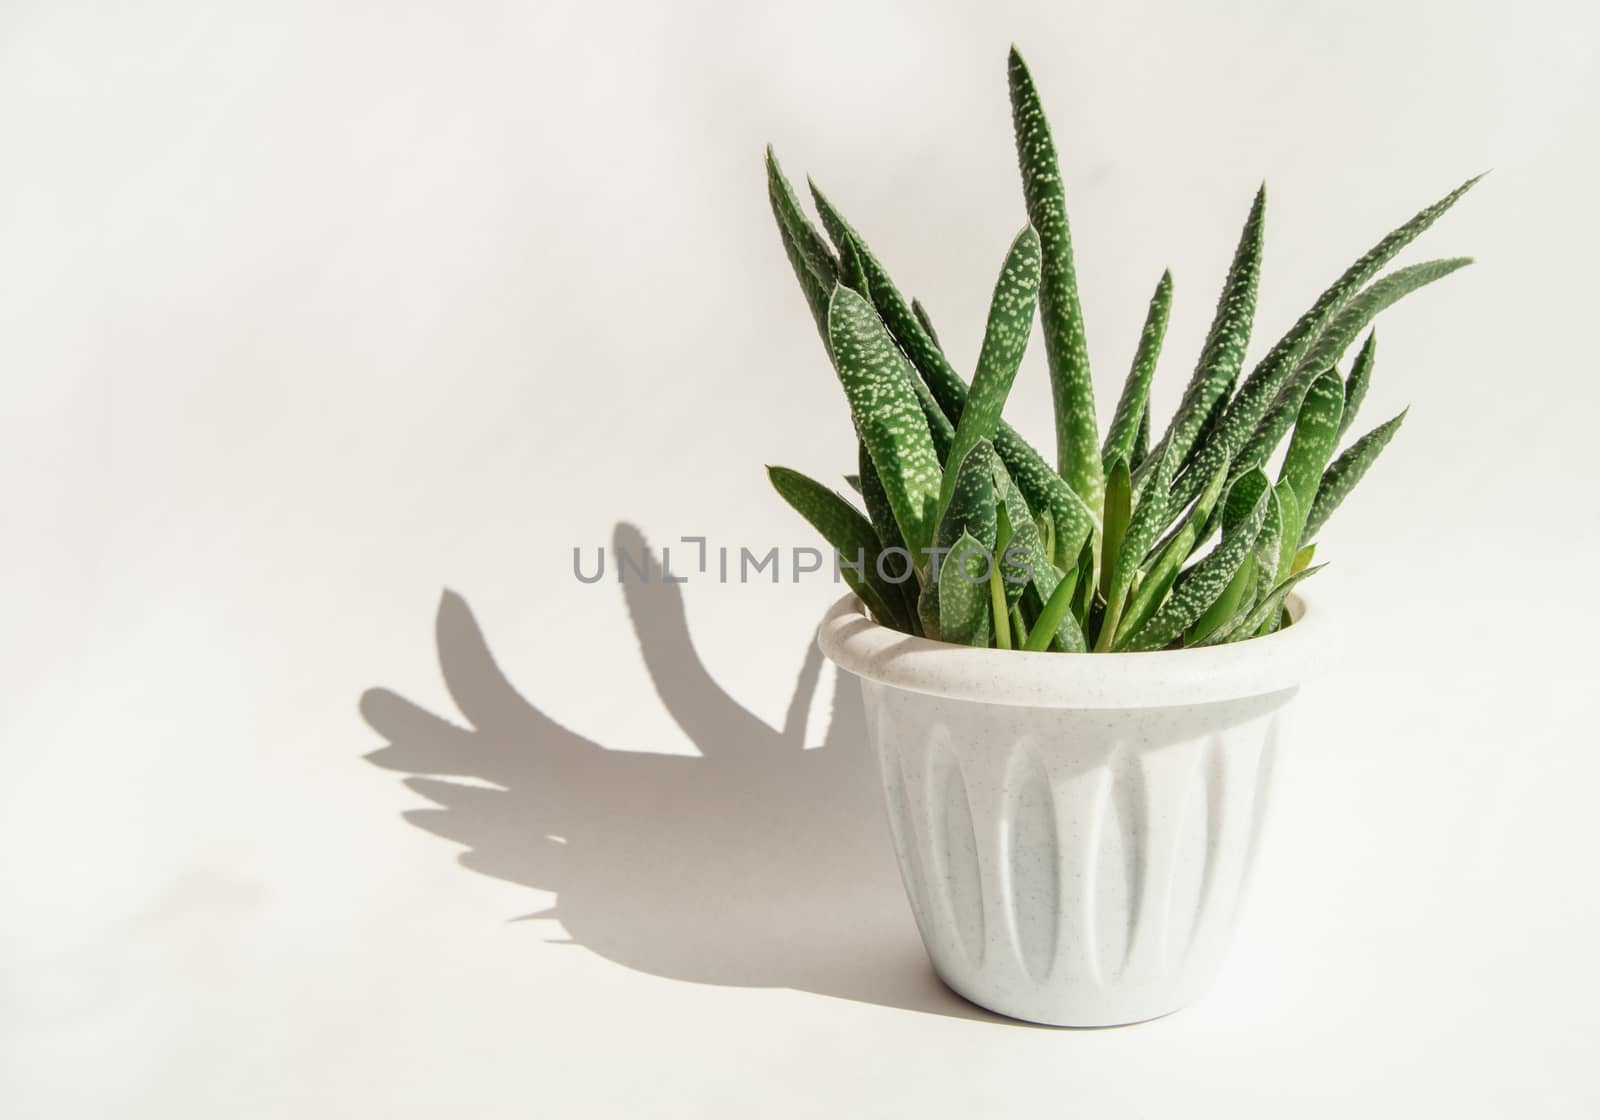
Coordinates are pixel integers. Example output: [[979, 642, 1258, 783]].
[[817, 592, 1335, 1027]]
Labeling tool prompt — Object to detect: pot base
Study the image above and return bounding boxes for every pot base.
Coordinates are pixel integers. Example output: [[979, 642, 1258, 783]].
[[933, 963, 1203, 1028]]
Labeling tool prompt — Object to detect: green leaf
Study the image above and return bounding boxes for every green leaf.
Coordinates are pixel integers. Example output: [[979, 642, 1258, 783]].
[[1008, 46, 1101, 507], [1221, 471, 1276, 592], [1098, 438, 1181, 649], [1338, 332, 1376, 442], [1277, 368, 1345, 559], [857, 445, 902, 553], [922, 440, 1001, 646], [989, 560, 1012, 649], [992, 460, 1040, 612], [1154, 185, 1266, 474], [1118, 477, 1269, 652], [938, 530, 995, 646], [1302, 257, 1471, 377], [1252, 487, 1283, 601], [1232, 258, 1466, 477], [1103, 270, 1172, 468], [1132, 404, 1151, 472], [1115, 458, 1230, 643], [1272, 479, 1300, 585], [1303, 408, 1408, 541], [858, 446, 920, 633], [998, 519, 1045, 613], [1099, 457, 1132, 600], [808, 184, 1099, 565], [935, 440, 1000, 553], [1022, 563, 1086, 652], [767, 466, 906, 630], [765, 147, 837, 341], [1214, 564, 1326, 645], [765, 147, 837, 286], [1072, 532, 1096, 623], [1169, 174, 1480, 508], [1291, 542, 1317, 574], [826, 286, 943, 569], [1186, 386, 1230, 474], [1187, 553, 1256, 645], [918, 574, 942, 641], [913, 372, 956, 466], [768, 195, 831, 344], [836, 232, 872, 295], [912, 298, 942, 350], [938, 226, 1043, 522]]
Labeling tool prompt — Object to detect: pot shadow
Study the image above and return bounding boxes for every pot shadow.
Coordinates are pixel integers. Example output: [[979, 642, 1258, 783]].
[[359, 522, 1003, 1021]]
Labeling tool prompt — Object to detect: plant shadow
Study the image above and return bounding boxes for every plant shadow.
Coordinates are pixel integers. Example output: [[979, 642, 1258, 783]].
[[360, 522, 1003, 1021]]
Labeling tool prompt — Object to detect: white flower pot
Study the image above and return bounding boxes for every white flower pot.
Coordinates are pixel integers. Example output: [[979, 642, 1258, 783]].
[[817, 592, 1336, 1027]]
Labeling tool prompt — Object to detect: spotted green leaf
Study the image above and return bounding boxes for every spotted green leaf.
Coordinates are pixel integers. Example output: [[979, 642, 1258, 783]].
[[858, 446, 920, 633], [1221, 470, 1278, 594], [1151, 185, 1265, 477], [1118, 473, 1269, 652], [992, 460, 1040, 612], [913, 371, 956, 466], [808, 183, 1097, 564], [1272, 479, 1300, 586], [1252, 487, 1283, 601], [921, 440, 1001, 638], [1277, 368, 1345, 553], [1098, 438, 1180, 649], [1103, 270, 1172, 468], [836, 233, 872, 296], [939, 226, 1042, 521], [768, 195, 831, 344], [826, 286, 942, 569], [938, 530, 996, 646], [935, 440, 999, 554], [765, 147, 836, 341], [1232, 257, 1466, 477], [1171, 174, 1480, 508], [1009, 46, 1101, 507], [1115, 458, 1230, 643], [1221, 564, 1326, 644], [1188, 553, 1257, 645], [1338, 332, 1376, 442], [1303, 409, 1408, 542], [1185, 388, 1229, 475], [1302, 258, 1471, 378], [912, 298, 942, 350]]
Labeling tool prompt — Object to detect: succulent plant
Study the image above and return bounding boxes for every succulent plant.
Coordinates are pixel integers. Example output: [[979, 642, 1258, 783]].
[[766, 46, 1476, 653]]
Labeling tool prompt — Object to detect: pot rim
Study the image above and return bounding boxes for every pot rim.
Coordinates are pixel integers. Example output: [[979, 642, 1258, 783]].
[[816, 590, 1338, 709]]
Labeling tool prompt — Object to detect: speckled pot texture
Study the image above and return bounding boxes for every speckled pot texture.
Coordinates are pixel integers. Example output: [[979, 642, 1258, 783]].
[[817, 592, 1337, 1027]]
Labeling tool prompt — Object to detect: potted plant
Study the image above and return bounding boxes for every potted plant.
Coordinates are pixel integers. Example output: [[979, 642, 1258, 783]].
[[764, 47, 1477, 1026]]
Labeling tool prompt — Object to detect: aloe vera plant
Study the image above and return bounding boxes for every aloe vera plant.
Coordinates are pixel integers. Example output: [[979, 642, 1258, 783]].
[[766, 47, 1476, 652]]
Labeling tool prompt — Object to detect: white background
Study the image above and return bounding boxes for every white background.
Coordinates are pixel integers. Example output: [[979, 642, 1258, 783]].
[[3, 1, 1598, 1115]]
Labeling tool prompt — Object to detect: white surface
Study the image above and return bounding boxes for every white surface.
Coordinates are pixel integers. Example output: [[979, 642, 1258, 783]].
[[2, 1, 1598, 1116]]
